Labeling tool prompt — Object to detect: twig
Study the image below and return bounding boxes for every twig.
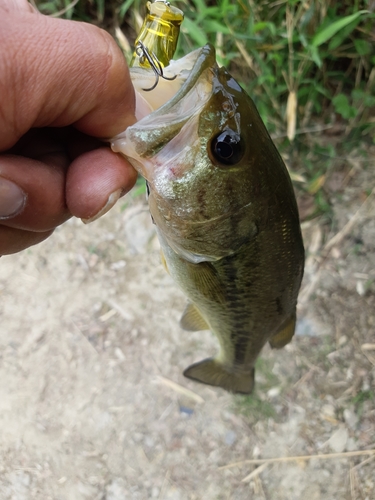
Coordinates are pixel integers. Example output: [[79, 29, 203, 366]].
[[50, 0, 80, 17], [271, 123, 336, 139], [233, 39, 255, 73], [154, 376, 205, 404], [323, 188, 374, 252], [219, 449, 375, 470], [361, 344, 375, 351], [106, 299, 134, 322], [241, 463, 269, 482], [158, 470, 171, 500], [352, 454, 375, 470], [349, 460, 358, 500]]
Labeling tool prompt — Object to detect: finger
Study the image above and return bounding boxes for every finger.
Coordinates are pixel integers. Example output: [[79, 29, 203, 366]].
[[0, 9, 135, 151], [0, 155, 70, 231], [7, 128, 71, 170], [66, 148, 138, 222], [0, 226, 53, 256]]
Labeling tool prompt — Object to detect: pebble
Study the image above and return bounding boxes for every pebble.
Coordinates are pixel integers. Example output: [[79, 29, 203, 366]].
[[224, 430, 237, 446], [343, 408, 359, 429], [327, 426, 348, 453], [267, 387, 281, 398], [295, 317, 318, 336], [5, 471, 30, 500], [105, 478, 128, 500]]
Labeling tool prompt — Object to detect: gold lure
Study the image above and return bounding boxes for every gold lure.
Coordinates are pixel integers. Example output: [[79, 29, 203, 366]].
[[130, 0, 184, 90]]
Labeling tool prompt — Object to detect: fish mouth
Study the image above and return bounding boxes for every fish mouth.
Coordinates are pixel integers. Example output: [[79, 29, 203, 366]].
[[111, 44, 217, 179], [132, 44, 216, 120]]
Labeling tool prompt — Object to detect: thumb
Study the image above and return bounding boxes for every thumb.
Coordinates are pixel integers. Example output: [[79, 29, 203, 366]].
[[0, 5, 136, 151]]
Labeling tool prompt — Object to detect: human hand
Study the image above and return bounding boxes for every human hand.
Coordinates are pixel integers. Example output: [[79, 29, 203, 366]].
[[0, 0, 138, 255]]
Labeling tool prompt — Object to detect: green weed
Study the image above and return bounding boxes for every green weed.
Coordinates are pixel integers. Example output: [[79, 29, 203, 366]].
[[350, 390, 375, 417], [234, 393, 278, 422], [233, 357, 282, 422]]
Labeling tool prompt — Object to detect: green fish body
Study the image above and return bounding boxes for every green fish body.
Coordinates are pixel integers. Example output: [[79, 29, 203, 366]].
[[112, 45, 304, 394]]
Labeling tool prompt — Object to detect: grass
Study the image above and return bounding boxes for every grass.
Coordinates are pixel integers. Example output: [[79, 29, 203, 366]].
[[34, 0, 375, 134], [233, 357, 282, 422], [234, 394, 278, 422], [34, 0, 375, 215], [350, 390, 375, 416]]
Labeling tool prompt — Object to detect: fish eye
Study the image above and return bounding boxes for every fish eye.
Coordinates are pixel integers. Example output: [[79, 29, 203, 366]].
[[210, 129, 244, 166]]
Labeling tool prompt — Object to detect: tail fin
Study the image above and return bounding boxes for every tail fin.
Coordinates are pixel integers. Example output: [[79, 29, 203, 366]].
[[183, 358, 254, 394]]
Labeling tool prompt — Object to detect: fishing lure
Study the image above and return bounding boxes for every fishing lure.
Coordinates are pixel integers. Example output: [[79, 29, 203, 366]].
[[131, 0, 184, 91]]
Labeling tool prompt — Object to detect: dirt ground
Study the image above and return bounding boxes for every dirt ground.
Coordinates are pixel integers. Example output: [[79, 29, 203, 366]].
[[0, 144, 374, 499]]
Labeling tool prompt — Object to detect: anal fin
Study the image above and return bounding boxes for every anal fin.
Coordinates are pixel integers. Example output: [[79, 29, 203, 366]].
[[269, 312, 296, 349], [183, 358, 254, 394], [180, 303, 209, 331]]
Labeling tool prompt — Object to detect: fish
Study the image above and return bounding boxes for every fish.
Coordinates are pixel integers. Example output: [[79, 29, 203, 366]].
[[111, 44, 305, 394]]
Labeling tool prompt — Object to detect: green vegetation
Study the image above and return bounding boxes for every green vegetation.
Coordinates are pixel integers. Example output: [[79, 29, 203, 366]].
[[34, 0, 374, 135], [351, 389, 374, 416], [233, 358, 283, 421], [34, 0, 374, 213], [234, 393, 278, 422]]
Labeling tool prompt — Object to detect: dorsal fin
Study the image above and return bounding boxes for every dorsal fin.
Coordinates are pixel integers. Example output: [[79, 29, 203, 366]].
[[179, 303, 209, 331]]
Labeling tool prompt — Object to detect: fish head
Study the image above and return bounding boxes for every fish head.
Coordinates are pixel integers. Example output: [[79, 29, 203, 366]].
[[112, 45, 292, 262]]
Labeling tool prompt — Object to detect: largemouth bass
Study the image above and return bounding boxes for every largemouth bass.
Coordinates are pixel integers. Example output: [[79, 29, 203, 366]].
[[111, 44, 305, 394]]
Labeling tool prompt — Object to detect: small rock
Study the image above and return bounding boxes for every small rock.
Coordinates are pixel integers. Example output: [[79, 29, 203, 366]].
[[343, 408, 359, 429], [295, 317, 318, 337], [105, 478, 128, 500], [338, 335, 347, 346], [224, 430, 237, 446], [267, 387, 281, 398], [179, 405, 194, 416], [152, 487, 160, 497], [110, 260, 126, 270], [356, 280, 366, 296], [327, 426, 348, 453], [321, 404, 335, 418], [346, 438, 358, 451], [78, 481, 99, 498], [115, 347, 126, 361], [8, 471, 30, 500]]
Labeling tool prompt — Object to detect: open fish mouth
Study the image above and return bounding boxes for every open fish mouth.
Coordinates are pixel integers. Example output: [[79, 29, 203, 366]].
[[111, 45, 217, 180], [131, 45, 216, 120]]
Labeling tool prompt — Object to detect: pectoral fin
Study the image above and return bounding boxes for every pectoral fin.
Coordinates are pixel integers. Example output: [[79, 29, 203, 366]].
[[180, 303, 209, 331], [183, 358, 255, 394], [184, 261, 225, 305], [269, 312, 296, 349]]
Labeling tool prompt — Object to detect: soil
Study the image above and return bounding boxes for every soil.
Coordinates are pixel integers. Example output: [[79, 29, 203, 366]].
[[0, 145, 374, 499]]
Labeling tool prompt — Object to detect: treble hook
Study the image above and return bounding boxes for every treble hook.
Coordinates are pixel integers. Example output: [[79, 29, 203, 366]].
[[135, 41, 177, 92]]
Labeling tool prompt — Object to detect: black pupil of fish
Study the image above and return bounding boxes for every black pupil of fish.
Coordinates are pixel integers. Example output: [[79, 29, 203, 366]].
[[211, 130, 243, 165]]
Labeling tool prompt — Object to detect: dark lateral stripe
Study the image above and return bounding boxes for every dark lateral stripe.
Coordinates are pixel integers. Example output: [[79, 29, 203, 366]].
[[223, 257, 249, 365]]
